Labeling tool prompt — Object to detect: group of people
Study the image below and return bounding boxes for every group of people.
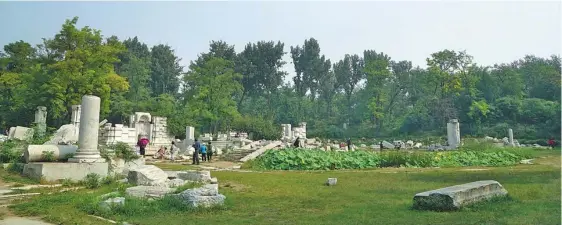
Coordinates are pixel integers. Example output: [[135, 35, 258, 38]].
[[191, 139, 213, 165], [136, 136, 213, 163]]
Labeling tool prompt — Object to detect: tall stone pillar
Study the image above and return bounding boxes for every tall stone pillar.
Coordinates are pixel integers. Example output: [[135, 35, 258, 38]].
[[71, 105, 81, 137], [129, 114, 136, 128], [183, 126, 195, 150], [508, 129, 514, 147], [69, 95, 105, 163], [34, 106, 47, 137], [447, 119, 461, 148]]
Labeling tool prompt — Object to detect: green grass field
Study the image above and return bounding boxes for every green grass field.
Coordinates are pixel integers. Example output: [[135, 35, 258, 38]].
[[5, 150, 561, 225]]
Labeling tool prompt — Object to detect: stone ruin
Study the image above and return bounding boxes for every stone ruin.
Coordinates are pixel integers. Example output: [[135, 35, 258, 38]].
[[1, 106, 45, 141], [23, 95, 112, 181], [101, 165, 225, 209]]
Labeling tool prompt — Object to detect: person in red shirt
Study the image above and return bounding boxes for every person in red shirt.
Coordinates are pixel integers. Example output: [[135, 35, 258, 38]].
[[547, 138, 556, 149]]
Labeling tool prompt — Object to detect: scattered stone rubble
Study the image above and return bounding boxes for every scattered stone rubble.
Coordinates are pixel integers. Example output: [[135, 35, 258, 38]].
[[118, 164, 225, 208]]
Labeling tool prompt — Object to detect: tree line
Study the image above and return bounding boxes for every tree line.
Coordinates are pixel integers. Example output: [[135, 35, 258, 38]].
[[0, 17, 560, 141]]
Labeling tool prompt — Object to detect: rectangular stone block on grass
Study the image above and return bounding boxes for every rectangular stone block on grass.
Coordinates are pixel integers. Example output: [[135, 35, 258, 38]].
[[177, 170, 211, 182], [126, 186, 175, 199], [127, 165, 168, 186], [413, 180, 508, 211]]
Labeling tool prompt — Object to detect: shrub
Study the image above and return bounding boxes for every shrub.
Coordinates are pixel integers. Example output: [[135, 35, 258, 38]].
[[41, 151, 56, 162], [6, 161, 25, 174], [111, 142, 139, 162], [81, 173, 101, 189], [0, 140, 25, 163], [61, 178, 74, 187]]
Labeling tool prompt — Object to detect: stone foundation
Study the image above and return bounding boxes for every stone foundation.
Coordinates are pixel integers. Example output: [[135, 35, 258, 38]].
[[23, 162, 108, 182]]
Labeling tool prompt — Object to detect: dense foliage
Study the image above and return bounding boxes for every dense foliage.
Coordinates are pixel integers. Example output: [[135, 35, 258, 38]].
[[247, 148, 528, 170], [0, 17, 559, 140]]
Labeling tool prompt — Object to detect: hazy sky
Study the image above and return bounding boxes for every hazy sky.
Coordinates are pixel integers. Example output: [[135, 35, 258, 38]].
[[1, 1, 560, 80]]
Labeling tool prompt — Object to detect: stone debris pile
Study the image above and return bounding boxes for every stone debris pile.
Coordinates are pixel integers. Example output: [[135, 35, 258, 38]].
[[117, 165, 225, 208]]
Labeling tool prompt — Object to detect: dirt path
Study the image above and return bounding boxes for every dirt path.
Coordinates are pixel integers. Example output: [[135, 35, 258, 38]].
[[0, 183, 53, 225]]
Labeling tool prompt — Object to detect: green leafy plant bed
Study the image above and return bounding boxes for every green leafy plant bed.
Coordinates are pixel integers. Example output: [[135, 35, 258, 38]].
[[246, 148, 528, 170]]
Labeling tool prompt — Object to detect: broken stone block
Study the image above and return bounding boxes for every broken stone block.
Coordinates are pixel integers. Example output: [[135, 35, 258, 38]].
[[166, 178, 189, 188], [111, 158, 146, 176], [210, 177, 218, 184], [326, 178, 337, 186], [127, 165, 168, 186], [165, 171, 178, 179], [382, 141, 394, 149], [100, 197, 125, 210], [44, 124, 78, 145], [177, 170, 212, 182], [9, 126, 34, 141], [184, 194, 226, 208], [178, 184, 219, 197], [125, 186, 175, 198], [413, 180, 508, 211]]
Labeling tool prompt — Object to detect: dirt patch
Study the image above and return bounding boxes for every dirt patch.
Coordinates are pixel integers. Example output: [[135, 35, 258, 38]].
[[533, 156, 561, 168], [220, 181, 249, 192], [203, 161, 240, 169]]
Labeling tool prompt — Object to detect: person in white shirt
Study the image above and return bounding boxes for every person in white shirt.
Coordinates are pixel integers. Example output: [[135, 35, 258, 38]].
[[170, 141, 178, 162]]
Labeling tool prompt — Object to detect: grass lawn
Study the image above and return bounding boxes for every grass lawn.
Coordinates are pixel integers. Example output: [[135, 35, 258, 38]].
[[6, 150, 561, 225]]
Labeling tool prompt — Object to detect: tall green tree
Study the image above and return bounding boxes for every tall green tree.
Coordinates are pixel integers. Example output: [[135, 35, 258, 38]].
[[237, 41, 287, 113], [150, 44, 183, 97], [183, 57, 242, 134], [33, 17, 129, 125]]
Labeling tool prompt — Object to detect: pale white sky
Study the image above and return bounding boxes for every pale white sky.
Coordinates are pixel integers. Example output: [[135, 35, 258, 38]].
[[1, 1, 560, 82]]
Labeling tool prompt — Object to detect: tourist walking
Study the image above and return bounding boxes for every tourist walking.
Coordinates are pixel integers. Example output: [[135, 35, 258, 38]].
[[207, 142, 213, 162], [201, 143, 208, 162], [192, 139, 201, 165], [137, 135, 149, 158], [170, 141, 178, 162], [347, 138, 352, 151]]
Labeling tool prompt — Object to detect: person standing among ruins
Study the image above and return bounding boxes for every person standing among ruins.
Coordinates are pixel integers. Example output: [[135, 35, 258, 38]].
[[294, 137, 301, 148], [170, 141, 178, 162], [347, 138, 352, 151], [200, 143, 208, 162], [192, 139, 201, 165], [207, 141, 213, 162], [137, 135, 149, 158]]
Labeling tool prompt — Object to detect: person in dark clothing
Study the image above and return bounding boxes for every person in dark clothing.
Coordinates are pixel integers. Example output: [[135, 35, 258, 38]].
[[379, 141, 384, 151], [192, 139, 201, 165], [347, 138, 352, 151], [207, 142, 213, 162], [548, 138, 556, 149], [294, 137, 301, 148]]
